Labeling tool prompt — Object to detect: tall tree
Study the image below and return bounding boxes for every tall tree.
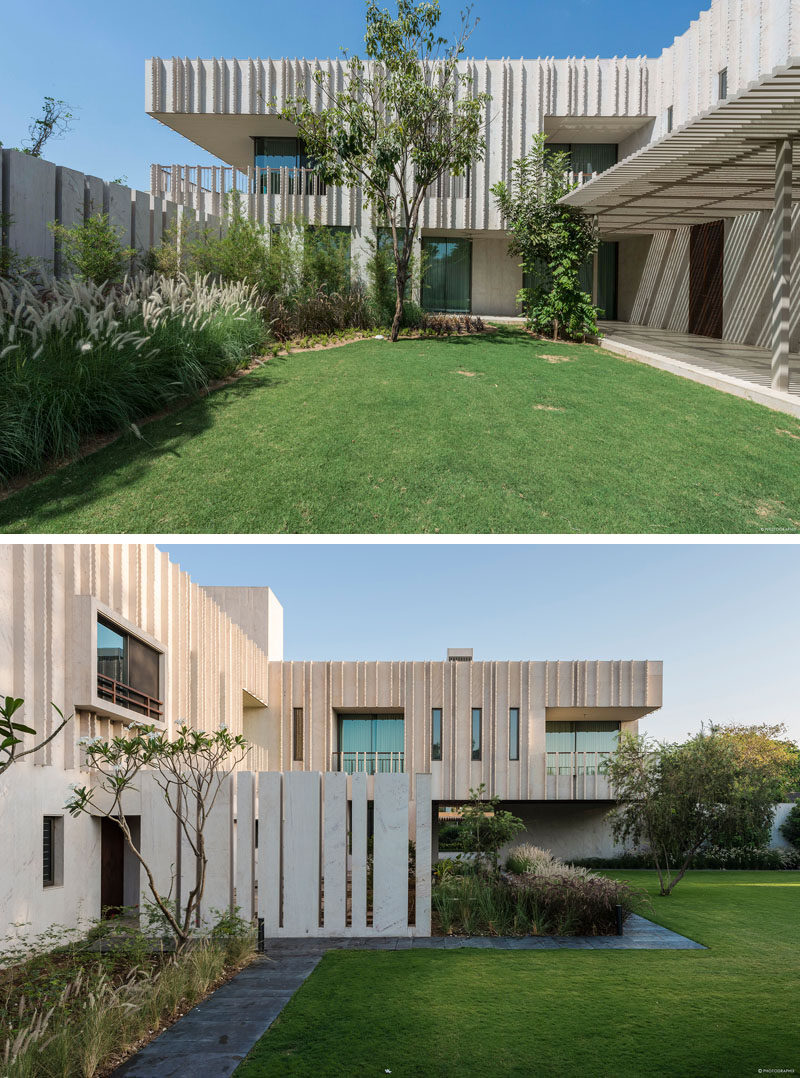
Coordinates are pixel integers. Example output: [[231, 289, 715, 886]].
[[605, 725, 795, 895], [282, 1, 490, 341], [492, 134, 599, 340]]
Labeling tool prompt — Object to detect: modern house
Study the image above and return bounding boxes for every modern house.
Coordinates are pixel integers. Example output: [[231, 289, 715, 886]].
[[0, 543, 661, 939], [146, 0, 800, 397]]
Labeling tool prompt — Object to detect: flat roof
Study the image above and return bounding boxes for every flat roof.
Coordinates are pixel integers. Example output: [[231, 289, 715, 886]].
[[561, 60, 800, 235]]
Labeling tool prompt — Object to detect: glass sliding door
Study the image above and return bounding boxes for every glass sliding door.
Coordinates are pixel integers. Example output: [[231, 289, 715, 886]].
[[545, 721, 620, 774], [421, 237, 472, 313], [337, 714, 405, 773]]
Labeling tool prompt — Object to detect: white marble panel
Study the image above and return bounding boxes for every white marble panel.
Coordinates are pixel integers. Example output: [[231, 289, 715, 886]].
[[373, 773, 409, 934], [282, 771, 320, 935], [257, 772, 281, 934], [414, 773, 432, 936], [323, 772, 347, 932], [235, 771, 256, 922], [139, 771, 178, 922], [200, 772, 233, 928], [350, 772, 367, 933]]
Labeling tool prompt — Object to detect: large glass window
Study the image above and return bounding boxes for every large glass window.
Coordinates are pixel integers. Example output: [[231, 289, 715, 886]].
[[253, 137, 324, 195], [431, 708, 442, 761], [337, 714, 404, 773], [97, 616, 162, 720], [545, 721, 620, 774], [421, 237, 471, 313], [471, 708, 482, 761]]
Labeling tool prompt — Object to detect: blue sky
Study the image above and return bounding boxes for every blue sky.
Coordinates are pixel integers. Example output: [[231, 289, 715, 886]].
[[160, 543, 800, 744], [1, 0, 709, 191]]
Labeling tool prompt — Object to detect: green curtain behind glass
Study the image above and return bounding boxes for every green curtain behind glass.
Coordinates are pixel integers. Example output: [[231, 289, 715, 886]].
[[421, 238, 472, 312]]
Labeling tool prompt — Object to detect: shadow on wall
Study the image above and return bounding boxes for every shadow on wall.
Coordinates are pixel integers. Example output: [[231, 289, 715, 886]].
[[622, 208, 800, 350], [627, 229, 690, 332]]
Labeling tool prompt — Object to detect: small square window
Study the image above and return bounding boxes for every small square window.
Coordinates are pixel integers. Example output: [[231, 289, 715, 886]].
[[718, 68, 728, 100], [43, 816, 63, 888]]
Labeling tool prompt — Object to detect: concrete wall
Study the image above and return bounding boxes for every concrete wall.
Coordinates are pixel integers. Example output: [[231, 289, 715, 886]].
[[0, 543, 279, 941], [770, 802, 798, 849], [501, 801, 622, 861], [202, 587, 284, 662], [0, 148, 225, 275], [264, 659, 663, 803], [470, 234, 522, 316]]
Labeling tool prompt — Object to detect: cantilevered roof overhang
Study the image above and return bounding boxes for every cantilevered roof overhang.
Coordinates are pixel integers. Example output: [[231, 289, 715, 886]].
[[561, 60, 800, 236]]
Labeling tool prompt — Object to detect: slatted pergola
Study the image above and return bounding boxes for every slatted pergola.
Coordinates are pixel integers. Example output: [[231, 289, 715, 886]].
[[561, 60, 800, 393]]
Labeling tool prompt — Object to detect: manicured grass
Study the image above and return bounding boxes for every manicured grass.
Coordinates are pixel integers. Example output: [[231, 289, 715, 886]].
[[3, 327, 800, 532], [236, 872, 799, 1077]]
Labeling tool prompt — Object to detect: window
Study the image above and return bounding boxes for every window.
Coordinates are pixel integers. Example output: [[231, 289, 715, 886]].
[[509, 708, 520, 761], [43, 816, 63, 887], [431, 708, 442, 761], [545, 721, 620, 774], [337, 714, 404, 773], [471, 708, 482, 761], [305, 225, 352, 291], [421, 237, 472, 313], [666, 106, 674, 133], [253, 136, 325, 195], [97, 616, 162, 720], [718, 68, 728, 100], [293, 707, 304, 762]]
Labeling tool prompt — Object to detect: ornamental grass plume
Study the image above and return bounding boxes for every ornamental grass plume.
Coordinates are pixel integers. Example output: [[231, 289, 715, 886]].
[[0, 272, 267, 482]]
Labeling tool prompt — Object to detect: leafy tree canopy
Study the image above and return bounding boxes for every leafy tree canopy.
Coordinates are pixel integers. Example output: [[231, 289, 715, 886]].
[[282, 0, 490, 340]]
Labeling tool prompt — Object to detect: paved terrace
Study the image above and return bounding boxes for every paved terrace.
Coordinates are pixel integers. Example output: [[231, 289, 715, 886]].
[[114, 915, 704, 1078], [600, 321, 800, 419]]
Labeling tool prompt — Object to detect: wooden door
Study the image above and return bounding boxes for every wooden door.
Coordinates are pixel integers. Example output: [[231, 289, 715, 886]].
[[689, 221, 724, 338], [101, 817, 125, 915]]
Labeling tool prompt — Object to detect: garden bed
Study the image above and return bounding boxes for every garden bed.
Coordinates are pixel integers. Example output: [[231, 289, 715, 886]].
[[1, 921, 255, 1078]]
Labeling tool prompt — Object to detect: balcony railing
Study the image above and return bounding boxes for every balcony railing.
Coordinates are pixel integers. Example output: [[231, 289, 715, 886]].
[[332, 751, 405, 775], [565, 169, 599, 189], [544, 751, 613, 800], [150, 164, 327, 204], [97, 674, 163, 721]]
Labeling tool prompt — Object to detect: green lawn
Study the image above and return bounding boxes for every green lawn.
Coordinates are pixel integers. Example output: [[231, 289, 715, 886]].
[[236, 871, 799, 1077], [3, 327, 800, 533]]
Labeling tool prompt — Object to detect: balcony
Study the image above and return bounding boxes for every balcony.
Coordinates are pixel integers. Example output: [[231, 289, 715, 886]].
[[544, 751, 613, 800], [97, 674, 163, 722], [332, 751, 405, 775]]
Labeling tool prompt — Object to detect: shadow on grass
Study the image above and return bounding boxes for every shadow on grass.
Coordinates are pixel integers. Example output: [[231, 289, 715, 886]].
[[0, 363, 284, 532]]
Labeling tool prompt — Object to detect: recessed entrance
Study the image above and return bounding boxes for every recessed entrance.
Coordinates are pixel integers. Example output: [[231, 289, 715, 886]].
[[689, 220, 724, 338]]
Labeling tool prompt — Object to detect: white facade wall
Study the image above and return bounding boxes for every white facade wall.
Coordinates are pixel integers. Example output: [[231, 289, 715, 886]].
[[0, 544, 278, 942]]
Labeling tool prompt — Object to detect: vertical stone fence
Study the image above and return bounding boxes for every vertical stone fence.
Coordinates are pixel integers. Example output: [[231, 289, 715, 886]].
[[140, 770, 433, 939], [0, 148, 226, 276]]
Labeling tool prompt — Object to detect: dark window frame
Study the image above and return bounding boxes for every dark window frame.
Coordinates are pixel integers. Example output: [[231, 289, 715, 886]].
[[509, 707, 520, 761], [43, 815, 62, 888], [293, 707, 304, 762], [96, 615, 163, 722], [666, 105, 674, 133], [718, 68, 728, 100], [471, 707, 482, 761], [431, 707, 442, 761]]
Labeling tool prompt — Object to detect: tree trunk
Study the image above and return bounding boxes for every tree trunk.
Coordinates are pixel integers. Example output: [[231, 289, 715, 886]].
[[391, 268, 406, 343], [552, 317, 559, 342]]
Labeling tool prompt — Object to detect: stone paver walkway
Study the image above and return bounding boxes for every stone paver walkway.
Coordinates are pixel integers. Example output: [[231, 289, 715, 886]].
[[114, 915, 703, 1077]]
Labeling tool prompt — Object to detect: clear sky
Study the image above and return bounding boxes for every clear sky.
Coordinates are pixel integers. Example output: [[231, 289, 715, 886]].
[[1, 0, 710, 191], [160, 543, 800, 744]]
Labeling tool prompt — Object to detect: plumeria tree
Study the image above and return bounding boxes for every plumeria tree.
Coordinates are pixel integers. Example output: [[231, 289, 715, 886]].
[[1, 695, 71, 778], [282, 0, 490, 342], [66, 721, 248, 949]]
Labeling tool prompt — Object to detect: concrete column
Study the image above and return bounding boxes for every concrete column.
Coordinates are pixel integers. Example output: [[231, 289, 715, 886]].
[[771, 138, 792, 392]]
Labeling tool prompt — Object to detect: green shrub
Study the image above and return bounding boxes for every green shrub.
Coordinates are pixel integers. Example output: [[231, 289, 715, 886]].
[[48, 213, 136, 286], [457, 785, 525, 872], [780, 803, 800, 850], [438, 822, 466, 851], [573, 846, 800, 870], [0, 272, 267, 481], [432, 870, 642, 937]]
